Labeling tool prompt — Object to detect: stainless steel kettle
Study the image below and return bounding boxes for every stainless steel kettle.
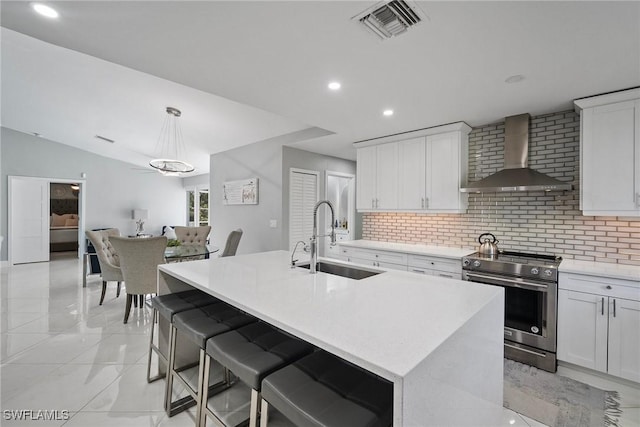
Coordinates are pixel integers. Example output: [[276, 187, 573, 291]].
[[478, 233, 499, 256]]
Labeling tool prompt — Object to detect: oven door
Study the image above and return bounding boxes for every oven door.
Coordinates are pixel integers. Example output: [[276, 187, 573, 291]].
[[463, 271, 557, 353]]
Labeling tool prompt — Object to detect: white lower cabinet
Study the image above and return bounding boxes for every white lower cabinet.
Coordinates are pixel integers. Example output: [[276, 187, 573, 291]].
[[558, 272, 640, 383], [407, 254, 461, 279], [339, 247, 407, 271]]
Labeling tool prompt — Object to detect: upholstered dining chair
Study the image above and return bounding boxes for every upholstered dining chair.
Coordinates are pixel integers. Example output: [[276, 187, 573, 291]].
[[110, 236, 167, 324], [173, 226, 211, 246], [85, 229, 123, 305], [220, 228, 243, 257]]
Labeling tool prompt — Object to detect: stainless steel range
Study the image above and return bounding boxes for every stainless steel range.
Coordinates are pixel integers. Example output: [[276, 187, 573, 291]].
[[462, 250, 562, 372]]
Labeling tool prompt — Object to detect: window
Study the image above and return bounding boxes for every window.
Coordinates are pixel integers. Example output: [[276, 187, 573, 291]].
[[186, 187, 209, 226]]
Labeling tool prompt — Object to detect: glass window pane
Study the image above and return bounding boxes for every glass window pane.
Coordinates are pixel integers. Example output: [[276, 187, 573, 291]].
[[188, 191, 195, 223], [198, 190, 209, 225]]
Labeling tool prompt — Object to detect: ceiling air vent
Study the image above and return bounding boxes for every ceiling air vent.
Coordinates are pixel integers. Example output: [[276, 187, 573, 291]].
[[353, 0, 425, 40]]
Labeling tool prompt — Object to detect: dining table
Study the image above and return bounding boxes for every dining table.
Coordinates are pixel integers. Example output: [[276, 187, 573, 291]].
[[82, 244, 220, 287]]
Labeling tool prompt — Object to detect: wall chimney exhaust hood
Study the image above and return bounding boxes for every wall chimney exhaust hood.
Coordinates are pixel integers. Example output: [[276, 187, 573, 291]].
[[460, 114, 572, 193]]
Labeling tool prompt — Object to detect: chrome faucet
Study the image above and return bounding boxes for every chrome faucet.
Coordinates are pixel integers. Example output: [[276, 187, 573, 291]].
[[309, 200, 337, 274], [291, 240, 308, 268]]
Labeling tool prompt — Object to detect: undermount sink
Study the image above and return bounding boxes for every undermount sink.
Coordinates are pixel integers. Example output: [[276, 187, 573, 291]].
[[297, 261, 383, 280]]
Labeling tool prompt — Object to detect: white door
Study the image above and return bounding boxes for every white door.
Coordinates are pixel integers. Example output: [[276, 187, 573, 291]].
[[289, 169, 319, 252], [557, 290, 608, 372], [9, 177, 50, 264], [398, 137, 426, 210], [608, 297, 640, 382]]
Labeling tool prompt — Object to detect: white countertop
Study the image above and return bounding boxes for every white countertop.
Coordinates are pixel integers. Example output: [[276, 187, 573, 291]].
[[560, 259, 640, 282], [339, 239, 474, 259], [158, 250, 503, 382]]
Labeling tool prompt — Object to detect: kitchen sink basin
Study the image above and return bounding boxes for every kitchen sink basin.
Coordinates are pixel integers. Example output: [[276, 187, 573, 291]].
[[297, 261, 382, 280]]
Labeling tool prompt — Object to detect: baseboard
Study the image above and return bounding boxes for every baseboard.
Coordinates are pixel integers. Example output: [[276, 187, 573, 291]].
[[557, 361, 640, 390]]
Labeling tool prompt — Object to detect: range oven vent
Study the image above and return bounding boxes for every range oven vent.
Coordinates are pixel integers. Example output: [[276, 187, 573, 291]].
[[353, 0, 425, 40]]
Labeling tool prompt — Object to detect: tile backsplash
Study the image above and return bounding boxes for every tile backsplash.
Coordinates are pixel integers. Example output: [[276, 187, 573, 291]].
[[362, 110, 640, 265]]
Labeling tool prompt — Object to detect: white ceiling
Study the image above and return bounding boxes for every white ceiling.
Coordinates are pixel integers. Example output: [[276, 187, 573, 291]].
[[2, 1, 639, 174]]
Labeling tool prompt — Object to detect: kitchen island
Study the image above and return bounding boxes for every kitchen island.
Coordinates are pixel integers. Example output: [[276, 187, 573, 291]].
[[157, 250, 505, 426]]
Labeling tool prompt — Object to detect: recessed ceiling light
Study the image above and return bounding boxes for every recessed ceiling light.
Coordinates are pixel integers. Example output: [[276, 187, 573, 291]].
[[32, 3, 59, 18], [505, 74, 524, 84], [328, 81, 341, 91], [383, 109, 394, 117]]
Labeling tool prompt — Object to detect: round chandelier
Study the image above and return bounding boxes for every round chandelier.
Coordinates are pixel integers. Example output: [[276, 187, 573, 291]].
[[149, 107, 195, 175]]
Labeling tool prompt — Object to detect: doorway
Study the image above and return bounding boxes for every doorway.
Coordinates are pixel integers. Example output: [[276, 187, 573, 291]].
[[49, 182, 81, 259], [8, 176, 86, 265]]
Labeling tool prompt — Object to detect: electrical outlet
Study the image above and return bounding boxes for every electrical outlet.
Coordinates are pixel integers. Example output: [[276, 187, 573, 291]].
[[269, 219, 277, 228]]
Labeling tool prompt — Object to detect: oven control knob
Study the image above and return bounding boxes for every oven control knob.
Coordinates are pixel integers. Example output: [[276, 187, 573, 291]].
[[544, 269, 553, 277], [473, 260, 481, 268], [530, 267, 539, 275], [462, 259, 470, 267]]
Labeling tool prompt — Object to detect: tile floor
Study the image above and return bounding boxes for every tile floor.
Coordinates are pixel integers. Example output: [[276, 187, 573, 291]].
[[1, 254, 638, 426]]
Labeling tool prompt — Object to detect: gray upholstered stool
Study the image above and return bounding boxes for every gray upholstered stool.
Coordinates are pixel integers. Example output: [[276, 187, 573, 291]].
[[147, 290, 220, 383], [259, 350, 394, 427], [166, 302, 256, 420], [200, 322, 314, 427]]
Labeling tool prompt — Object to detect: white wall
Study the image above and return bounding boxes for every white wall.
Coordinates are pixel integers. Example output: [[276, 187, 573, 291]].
[[210, 138, 284, 254], [281, 146, 361, 248], [0, 127, 187, 260]]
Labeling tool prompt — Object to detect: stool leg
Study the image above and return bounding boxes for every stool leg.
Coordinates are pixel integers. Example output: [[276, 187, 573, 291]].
[[199, 353, 212, 427], [147, 308, 159, 383], [116, 282, 121, 298], [164, 323, 177, 414], [250, 389, 261, 427], [194, 349, 206, 427], [260, 399, 269, 427]]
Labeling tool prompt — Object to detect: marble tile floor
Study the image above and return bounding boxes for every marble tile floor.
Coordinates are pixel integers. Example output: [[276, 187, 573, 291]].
[[1, 255, 638, 427]]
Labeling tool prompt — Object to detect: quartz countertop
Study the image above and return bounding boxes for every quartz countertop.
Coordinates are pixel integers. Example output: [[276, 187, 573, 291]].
[[560, 259, 640, 282], [338, 239, 475, 259], [158, 250, 503, 382]]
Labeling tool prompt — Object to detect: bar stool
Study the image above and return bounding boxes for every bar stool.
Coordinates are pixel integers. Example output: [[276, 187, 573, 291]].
[[259, 350, 393, 427], [165, 301, 257, 419], [147, 290, 220, 383], [200, 322, 314, 427]]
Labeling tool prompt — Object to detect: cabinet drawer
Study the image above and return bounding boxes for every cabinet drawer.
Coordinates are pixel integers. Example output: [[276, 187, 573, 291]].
[[559, 273, 640, 301], [344, 256, 406, 271], [432, 270, 461, 280], [408, 254, 461, 274], [340, 247, 407, 265]]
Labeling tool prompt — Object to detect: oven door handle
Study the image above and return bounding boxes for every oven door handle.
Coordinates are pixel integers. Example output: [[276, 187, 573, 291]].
[[464, 272, 549, 291]]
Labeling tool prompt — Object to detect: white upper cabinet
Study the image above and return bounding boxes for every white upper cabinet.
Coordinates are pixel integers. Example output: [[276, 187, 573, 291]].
[[356, 146, 377, 210], [356, 122, 470, 213], [575, 89, 640, 216], [426, 131, 468, 212], [398, 137, 426, 210], [356, 142, 398, 210]]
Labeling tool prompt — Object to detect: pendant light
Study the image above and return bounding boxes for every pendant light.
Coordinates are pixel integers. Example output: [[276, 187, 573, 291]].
[[149, 107, 195, 175]]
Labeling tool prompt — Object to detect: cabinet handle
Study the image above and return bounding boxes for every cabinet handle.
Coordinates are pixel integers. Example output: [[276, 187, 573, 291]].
[[438, 273, 453, 278], [601, 297, 605, 316], [606, 285, 612, 290], [636, 193, 640, 208], [376, 198, 379, 208], [421, 197, 425, 209], [613, 299, 616, 318], [372, 198, 375, 209], [425, 197, 429, 208]]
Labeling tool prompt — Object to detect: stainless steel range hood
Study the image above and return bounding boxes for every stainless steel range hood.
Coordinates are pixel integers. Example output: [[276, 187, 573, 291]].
[[460, 113, 572, 193]]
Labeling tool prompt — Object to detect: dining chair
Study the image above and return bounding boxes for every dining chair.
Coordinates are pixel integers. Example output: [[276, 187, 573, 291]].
[[173, 226, 211, 246], [85, 229, 123, 305], [220, 228, 243, 257], [110, 236, 167, 324]]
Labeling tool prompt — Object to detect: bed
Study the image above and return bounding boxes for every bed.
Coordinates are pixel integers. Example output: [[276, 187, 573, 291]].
[[50, 213, 79, 252]]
